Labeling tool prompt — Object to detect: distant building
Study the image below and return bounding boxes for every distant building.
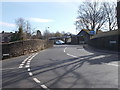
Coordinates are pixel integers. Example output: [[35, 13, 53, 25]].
[[0, 32, 13, 43], [71, 29, 103, 44], [71, 29, 90, 44]]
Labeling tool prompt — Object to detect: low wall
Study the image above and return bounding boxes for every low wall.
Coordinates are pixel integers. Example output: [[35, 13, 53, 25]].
[[1, 39, 53, 59], [88, 30, 120, 52]]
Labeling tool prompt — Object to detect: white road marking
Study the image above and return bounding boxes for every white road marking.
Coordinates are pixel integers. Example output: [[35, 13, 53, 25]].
[[27, 61, 31, 63], [22, 61, 26, 64], [27, 68, 31, 71], [64, 47, 67, 52], [67, 53, 77, 58], [41, 84, 48, 89], [28, 58, 32, 61], [24, 54, 33, 61], [20, 63, 24, 66], [18, 54, 34, 68], [26, 62, 30, 65], [25, 65, 30, 68], [6, 52, 50, 89], [19, 65, 23, 68], [64, 47, 78, 58], [29, 72, 33, 76], [105, 63, 119, 67], [33, 78, 41, 83], [64, 46, 119, 68]]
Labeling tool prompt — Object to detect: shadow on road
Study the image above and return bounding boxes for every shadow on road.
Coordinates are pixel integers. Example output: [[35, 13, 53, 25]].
[[30, 51, 119, 88], [2, 45, 119, 88]]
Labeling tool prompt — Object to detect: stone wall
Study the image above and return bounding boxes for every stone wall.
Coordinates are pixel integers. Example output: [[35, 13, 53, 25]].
[[88, 30, 120, 52], [1, 39, 53, 59]]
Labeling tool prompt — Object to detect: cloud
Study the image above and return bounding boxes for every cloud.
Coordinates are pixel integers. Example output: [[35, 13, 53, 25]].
[[73, 18, 80, 22], [0, 22, 15, 27], [29, 18, 54, 23]]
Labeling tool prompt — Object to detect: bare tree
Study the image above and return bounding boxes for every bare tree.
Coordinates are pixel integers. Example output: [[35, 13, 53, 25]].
[[117, 1, 120, 29], [16, 18, 26, 31], [26, 21, 32, 39], [103, 2, 117, 31], [15, 18, 26, 40], [15, 18, 32, 40], [75, 1, 107, 33]]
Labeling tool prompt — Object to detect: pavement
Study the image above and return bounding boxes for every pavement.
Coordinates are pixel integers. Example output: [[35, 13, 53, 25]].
[[1, 45, 119, 89]]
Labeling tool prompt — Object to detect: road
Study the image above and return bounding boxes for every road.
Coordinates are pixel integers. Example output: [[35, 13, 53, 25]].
[[2, 45, 119, 89]]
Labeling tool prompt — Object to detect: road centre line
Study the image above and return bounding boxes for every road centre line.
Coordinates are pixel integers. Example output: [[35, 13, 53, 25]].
[[33, 78, 41, 83], [41, 84, 49, 89], [19, 52, 49, 89], [19, 54, 34, 68], [27, 68, 31, 71], [29, 72, 33, 76], [18, 65, 23, 69], [24, 52, 50, 89], [22, 54, 34, 63], [25, 65, 30, 68]]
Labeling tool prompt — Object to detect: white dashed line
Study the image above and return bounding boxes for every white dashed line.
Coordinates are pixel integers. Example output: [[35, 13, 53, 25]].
[[18, 65, 23, 68], [25, 65, 30, 68], [18, 52, 50, 90], [22, 61, 26, 64], [41, 84, 48, 89], [20, 63, 24, 66], [18, 54, 34, 68], [19, 53, 49, 89], [26, 62, 30, 65], [27, 61, 31, 63], [27, 68, 31, 71], [33, 78, 41, 83], [29, 72, 33, 76]]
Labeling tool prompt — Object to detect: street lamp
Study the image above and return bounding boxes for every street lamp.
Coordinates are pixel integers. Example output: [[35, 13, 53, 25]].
[[45, 27, 49, 30], [45, 27, 50, 40]]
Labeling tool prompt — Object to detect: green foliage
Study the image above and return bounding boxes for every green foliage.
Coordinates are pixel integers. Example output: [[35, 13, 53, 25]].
[[11, 31, 19, 42], [18, 27, 24, 40], [54, 31, 62, 37], [11, 27, 24, 42]]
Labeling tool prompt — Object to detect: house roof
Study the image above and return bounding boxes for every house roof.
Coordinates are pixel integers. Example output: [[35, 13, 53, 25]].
[[77, 29, 103, 35], [77, 29, 90, 35], [91, 29, 120, 39], [1, 32, 13, 37]]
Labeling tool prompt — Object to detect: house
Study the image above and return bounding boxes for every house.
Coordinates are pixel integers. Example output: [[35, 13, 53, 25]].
[[71, 29, 90, 44], [0, 31, 13, 43], [71, 29, 103, 44]]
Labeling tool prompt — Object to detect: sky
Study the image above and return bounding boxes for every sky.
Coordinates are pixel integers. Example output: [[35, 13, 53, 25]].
[[1, 2, 81, 34], [0, 0, 117, 34]]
